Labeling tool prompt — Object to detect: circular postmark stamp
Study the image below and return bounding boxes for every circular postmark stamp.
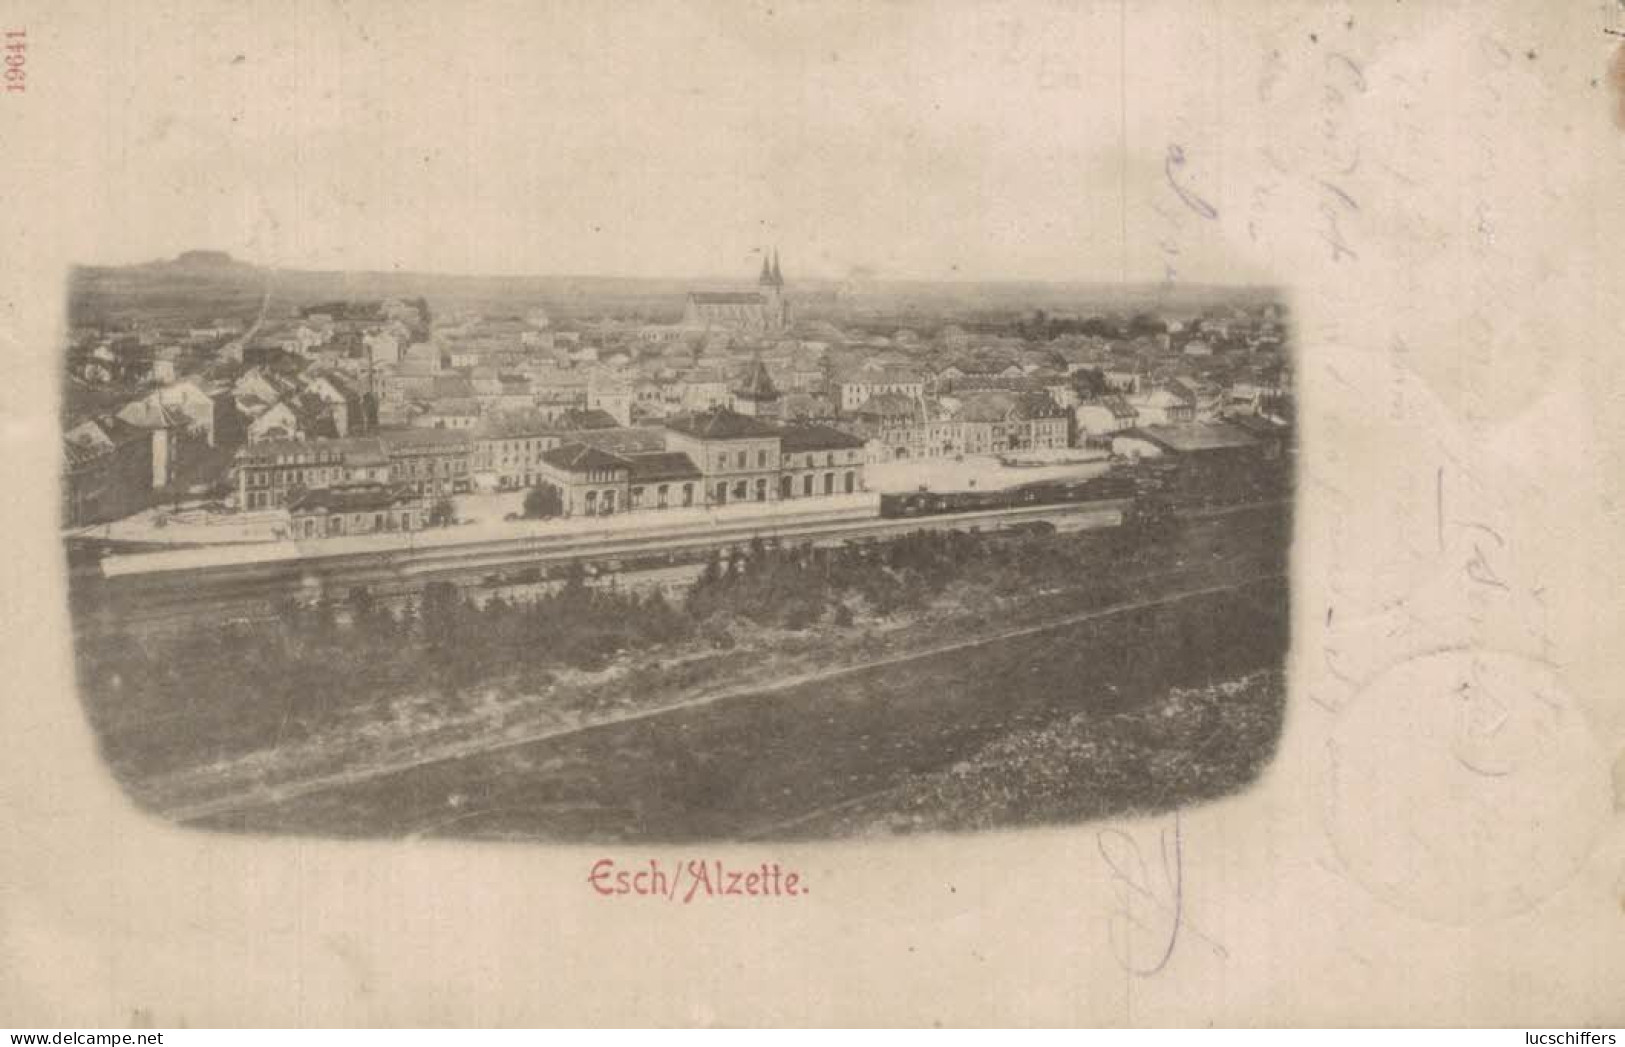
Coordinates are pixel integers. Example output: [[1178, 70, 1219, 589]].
[[1324, 649, 1610, 925]]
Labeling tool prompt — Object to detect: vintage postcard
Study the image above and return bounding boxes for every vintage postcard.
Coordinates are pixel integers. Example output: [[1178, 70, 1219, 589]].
[[1, 0, 1622, 1028]]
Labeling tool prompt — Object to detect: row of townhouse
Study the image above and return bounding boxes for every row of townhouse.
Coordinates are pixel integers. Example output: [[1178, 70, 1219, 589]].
[[846, 390, 1071, 462]]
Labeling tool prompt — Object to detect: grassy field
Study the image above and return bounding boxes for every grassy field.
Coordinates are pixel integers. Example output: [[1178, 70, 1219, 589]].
[[183, 579, 1287, 841]]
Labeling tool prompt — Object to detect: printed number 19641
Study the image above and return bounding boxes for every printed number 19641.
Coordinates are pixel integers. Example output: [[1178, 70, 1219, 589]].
[[6, 29, 26, 94]]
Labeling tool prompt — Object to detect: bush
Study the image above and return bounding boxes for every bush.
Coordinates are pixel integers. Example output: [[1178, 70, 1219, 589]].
[[523, 484, 563, 519]]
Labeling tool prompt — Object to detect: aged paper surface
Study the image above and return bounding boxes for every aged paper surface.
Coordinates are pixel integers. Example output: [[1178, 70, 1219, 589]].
[[2, 0, 1623, 1027]]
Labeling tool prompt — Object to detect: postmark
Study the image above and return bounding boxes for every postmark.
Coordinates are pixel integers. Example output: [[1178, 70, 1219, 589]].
[[1324, 649, 1610, 925]]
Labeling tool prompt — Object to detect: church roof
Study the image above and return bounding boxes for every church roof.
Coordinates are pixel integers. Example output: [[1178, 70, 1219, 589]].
[[689, 292, 766, 306], [758, 249, 785, 288]]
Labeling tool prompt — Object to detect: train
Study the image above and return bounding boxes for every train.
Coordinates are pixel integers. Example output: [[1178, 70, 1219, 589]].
[[878, 471, 1138, 519]]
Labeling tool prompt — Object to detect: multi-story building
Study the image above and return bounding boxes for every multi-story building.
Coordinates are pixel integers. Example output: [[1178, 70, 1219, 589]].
[[535, 444, 704, 518], [663, 410, 783, 507], [847, 394, 963, 461], [380, 428, 472, 498], [776, 424, 866, 498], [675, 370, 732, 412], [955, 392, 1071, 454], [234, 437, 391, 510], [838, 367, 927, 412]]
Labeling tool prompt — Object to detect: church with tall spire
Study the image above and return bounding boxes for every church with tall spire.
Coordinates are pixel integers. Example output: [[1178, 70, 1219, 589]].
[[681, 248, 790, 334]]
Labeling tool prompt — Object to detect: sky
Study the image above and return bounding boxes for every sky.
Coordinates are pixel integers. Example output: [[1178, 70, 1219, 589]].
[[56, 0, 1273, 284]]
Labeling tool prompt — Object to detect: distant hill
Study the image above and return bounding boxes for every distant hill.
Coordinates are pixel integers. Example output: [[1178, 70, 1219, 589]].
[[174, 249, 240, 268]]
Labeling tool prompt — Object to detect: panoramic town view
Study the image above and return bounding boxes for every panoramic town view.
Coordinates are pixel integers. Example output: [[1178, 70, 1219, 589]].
[[61, 249, 1293, 841]]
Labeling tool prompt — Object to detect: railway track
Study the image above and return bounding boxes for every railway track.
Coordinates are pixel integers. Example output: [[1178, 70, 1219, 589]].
[[73, 499, 1132, 635]]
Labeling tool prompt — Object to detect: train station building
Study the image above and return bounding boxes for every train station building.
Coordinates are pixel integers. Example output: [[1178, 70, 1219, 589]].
[[533, 409, 866, 517]]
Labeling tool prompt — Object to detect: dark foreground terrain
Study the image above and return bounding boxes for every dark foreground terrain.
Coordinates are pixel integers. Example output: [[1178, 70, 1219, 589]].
[[191, 581, 1285, 841], [78, 499, 1291, 842]]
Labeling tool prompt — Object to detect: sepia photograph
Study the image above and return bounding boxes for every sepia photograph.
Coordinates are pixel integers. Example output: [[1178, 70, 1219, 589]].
[[63, 251, 1294, 842], [5, 0, 1623, 1030]]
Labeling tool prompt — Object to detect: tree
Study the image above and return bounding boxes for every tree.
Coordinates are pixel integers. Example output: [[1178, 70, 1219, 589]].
[[1070, 367, 1108, 399], [1127, 312, 1167, 338], [523, 484, 563, 519], [430, 497, 456, 526]]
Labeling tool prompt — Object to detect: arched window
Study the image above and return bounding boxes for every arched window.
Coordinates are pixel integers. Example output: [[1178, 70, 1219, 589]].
[[844, 471, 855, 494], [823, 472, 834, 495], [755, 478, 767, 501], [780, 475, 793, 499], [803, 474, 814, 496]]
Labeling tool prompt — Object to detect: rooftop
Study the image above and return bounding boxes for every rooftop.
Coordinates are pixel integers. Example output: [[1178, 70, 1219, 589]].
[[570, 426, 668, 454], [735, 358, 780, 401], [555, 407, 621, 431], [955, 390, 1066, 423], [622, 451, 702, 483], [1093, 395, 1140, 420], [539, 442, 630, 474], [287, 482, 420, 514], [375, 428, 473, 452], [664, 409, 782, 441], [852, 392, 921, 419], [236, 437, 386, 464], [777, 424, 867, 453]]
